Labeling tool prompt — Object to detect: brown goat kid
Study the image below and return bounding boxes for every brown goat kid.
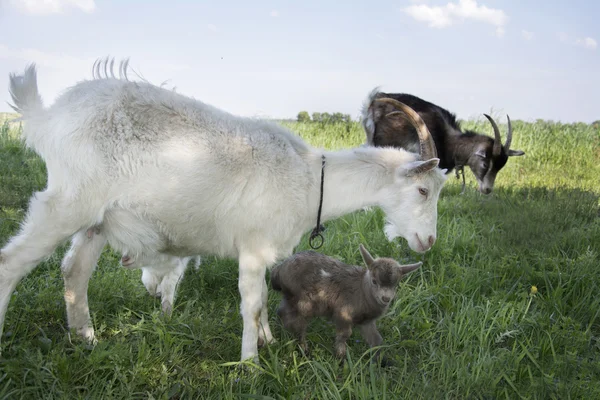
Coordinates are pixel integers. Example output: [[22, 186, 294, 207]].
[[270, 245, 421, 365]]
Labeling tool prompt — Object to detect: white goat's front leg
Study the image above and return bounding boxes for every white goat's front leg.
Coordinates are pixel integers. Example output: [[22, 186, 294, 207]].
[[61, 228, 107, 342], [0, 192, 84, 348], [238, 252, 268, 363], [257, 277, 274, 347]]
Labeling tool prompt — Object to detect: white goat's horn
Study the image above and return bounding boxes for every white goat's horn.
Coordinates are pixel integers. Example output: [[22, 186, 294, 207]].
[[375, 98, 437, 160]]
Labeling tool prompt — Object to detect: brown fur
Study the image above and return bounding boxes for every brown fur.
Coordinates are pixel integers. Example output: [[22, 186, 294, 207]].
[[270, 245, 421, 365]]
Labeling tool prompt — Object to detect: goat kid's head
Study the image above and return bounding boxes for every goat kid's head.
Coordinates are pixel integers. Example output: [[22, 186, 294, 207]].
[[373, 98, 448, 253], [467, 114, 525, 195], [359, 244, 422, 306]]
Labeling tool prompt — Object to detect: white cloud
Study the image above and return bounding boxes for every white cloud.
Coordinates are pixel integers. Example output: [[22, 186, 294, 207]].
[[207, 24, 218, 32], [8, 0, 96, 15], [557, 32, 569, 43], [522, 30, 534, 41], [575, 37, 597, 50], [270, 10, 279, 17], [402, 0, 507, 37], [558, 32, 597, 50]]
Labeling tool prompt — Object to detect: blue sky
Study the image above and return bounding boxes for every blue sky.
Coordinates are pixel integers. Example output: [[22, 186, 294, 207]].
[[0, 0, 598, 122]]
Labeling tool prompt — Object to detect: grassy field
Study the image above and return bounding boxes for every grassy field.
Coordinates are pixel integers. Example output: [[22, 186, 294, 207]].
[[0, 115, 599, 399]]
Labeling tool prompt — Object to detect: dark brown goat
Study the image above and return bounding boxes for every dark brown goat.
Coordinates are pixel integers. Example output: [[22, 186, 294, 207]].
[[361, 88, 525, 194], [270, 244, 421, 365]]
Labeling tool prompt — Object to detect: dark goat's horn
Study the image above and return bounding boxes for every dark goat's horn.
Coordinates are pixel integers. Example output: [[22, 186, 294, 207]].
[[504, 115, 513, 152], [375, 98, 437, 160], [484, 114, 503, 156]]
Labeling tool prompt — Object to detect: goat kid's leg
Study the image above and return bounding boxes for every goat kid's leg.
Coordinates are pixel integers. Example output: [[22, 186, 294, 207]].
[[0, 192, 84, 348], [238, 252, 269, 363], [359, 320, 393, 367], [278, 303, 309, 354], [257, 277, 275, 347], [334, 321, 353, 361], [292, 316, 310, 355], [61, 229, 107, 342]]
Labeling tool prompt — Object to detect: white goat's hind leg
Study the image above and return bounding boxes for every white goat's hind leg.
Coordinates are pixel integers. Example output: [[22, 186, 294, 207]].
[[193, 255, 202, 270], [238, 252, 268, 363], [61, 229, 107, 342], [0, 192, 84, 347], [157, 257, 188, 316], [141, 267, 162, 298], [257, 278, 275, 347]]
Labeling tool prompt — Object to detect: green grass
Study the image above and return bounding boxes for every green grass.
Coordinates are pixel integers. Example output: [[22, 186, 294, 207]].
[[0, 114, 599, 399]]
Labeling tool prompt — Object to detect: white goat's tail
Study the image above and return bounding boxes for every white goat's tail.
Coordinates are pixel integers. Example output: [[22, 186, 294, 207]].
[[9, 64, 44, 117], [360, 86, 381, 146]]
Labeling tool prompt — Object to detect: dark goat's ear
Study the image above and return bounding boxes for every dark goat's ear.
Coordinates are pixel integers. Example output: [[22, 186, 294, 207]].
[[359, 244, 375, 267], [507, 149, 525, 156], [404, 158, 439, 177]]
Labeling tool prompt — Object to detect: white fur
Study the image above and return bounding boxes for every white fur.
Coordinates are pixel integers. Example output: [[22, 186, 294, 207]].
[[139, 255, 200, 316], [117, 249, 201, 315], [0, 62, 447, 363]]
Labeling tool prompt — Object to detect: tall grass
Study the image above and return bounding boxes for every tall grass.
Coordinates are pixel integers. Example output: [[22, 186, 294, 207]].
[[0, 115, 599, 399]]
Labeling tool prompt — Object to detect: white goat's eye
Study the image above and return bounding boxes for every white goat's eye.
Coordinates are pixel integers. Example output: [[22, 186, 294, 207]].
[[419, 188, 428, 197], [372, 279, 377, 285]]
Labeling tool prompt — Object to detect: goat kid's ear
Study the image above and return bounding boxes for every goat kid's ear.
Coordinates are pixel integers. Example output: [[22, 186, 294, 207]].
[[508, 149, 525, 157], [359, 244, 375, 267], [403, 158, 439, 177], [399, 261, 422, 275]]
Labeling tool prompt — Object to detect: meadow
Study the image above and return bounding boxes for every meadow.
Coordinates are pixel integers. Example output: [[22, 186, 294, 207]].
[[0, 113, 599, 399]]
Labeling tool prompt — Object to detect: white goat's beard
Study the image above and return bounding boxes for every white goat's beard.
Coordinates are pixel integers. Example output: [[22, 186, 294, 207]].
[[384, 222, 400, 242]]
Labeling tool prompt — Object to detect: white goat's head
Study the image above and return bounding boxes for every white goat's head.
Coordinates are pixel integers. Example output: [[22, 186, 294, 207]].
[[374, 98, 448, 253]]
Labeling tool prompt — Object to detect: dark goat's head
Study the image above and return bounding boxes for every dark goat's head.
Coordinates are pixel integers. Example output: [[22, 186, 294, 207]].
[[467, 115, 525, 194]]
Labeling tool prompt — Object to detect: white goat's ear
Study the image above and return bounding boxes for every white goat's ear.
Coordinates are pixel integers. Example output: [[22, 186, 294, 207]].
[[508, 149, 525, 157], [359, 244, 374, 267], [404, 158, 439, 177], [399, 261, 422, 274]]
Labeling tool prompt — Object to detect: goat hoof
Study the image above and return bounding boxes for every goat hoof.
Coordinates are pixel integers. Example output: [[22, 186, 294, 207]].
[[76, 326, 96, 343], [299, 343, 311, 357], [379, 356, 395, 368], [161, 302, 173, 317], [235, 362, 261, 377], [258, 333, 276, 348]]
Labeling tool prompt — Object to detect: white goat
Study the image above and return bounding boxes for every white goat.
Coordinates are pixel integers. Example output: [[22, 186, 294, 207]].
[[0, 60, 447, 363]]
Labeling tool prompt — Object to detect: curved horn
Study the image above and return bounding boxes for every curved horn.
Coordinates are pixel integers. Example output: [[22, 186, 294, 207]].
[[374, 98, 437, 160], [484, 114, 502, 156], [504, 115, 513, 152]]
